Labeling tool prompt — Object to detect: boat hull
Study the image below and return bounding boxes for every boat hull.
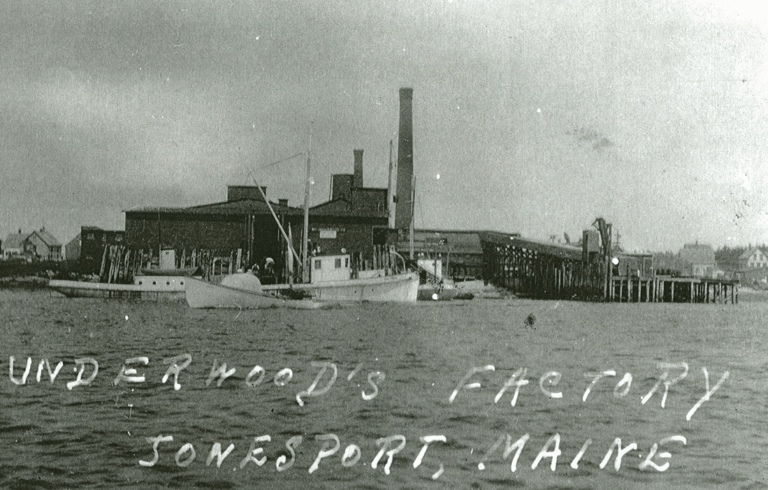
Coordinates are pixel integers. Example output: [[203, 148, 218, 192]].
[[298, 272, 419, 302], [48, 276, 187, 301], [185, 278, 321, 309], [186, 272, 419, 308]]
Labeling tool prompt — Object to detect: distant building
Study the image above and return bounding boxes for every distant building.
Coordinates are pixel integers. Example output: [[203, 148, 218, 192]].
[[737, 248, 768, 270], [2, 231, 26, 259], [124, 185, 301, 274], [395, 229, 488, 280], [64, 234, 81, 262], [66, 227, 125, 273], [613, 252, 654, 278], [2, 228, 62, 261], [679, 243, 717, 278], [25, 228, 63, 261]]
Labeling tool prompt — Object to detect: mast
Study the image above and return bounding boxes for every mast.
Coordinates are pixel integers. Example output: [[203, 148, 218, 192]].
[[288, 224, 294, 285], [302, 132, 312, 283], [409, 174, 415, 260], [248, 174, 300, 264], [387, 139, 397, 229]]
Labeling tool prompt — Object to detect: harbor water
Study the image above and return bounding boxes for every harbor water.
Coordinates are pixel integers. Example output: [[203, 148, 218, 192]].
[[0, 289, 766, 489]]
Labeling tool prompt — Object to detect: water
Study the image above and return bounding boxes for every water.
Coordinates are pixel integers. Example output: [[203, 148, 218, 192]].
[[0, 289, 766, 489]]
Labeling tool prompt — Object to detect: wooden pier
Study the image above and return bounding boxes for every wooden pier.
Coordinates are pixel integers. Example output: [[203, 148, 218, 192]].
[[611, 276, 738, 303], [482, 234, 608, 301], [481, 231, 739, 304]]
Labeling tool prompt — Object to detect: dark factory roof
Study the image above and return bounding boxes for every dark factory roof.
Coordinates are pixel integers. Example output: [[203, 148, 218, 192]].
[[310, 198, 388, 219], [397, 229, 484, 255], [124, 198, 302, 216]]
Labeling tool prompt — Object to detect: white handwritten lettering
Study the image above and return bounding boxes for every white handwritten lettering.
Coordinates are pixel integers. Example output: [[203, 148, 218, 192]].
[[275, 435, 302, 472], [139, 435, 173, 467], [162, 354, 191, 391], [206, 442, 235, 468], [449, 365, 495, 403], [371, 435, 406, 475], [308, 434, 340, 474], [113, 357, 149, 385], [531, 434, 562, 471], [206, 359, 236, 387], [362, 371, 385, 401], [9, 356, 32, 385], [686, 368, 729, 421], [296, 362, 337, 407], [66, 358, 98, 390], [239, 435, 271, 468]]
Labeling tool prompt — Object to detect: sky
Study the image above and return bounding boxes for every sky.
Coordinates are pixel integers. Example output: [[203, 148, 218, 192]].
[[1, 0, 766, 253]]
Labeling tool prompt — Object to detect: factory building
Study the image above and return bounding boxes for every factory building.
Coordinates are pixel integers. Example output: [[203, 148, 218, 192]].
[[123, 88, 414, 275]]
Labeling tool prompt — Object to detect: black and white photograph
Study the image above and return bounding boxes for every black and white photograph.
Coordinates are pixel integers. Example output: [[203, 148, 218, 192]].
[[0, 1, 765, 488]]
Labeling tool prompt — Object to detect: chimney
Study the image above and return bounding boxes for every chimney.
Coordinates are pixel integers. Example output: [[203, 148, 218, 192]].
[[331, 174, 353, 201], [395, 87, 414, 230], [353, 149, 364, 188]]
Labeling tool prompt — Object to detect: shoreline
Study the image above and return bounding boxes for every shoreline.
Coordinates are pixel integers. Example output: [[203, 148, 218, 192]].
[[0, 276, 50, 290]]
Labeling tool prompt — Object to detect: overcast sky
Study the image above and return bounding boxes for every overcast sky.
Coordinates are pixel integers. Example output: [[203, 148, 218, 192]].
[[1, 0, 766, 252]]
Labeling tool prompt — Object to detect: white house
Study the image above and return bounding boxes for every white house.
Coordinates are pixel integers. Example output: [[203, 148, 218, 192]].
[[738, 248, 768, 270]]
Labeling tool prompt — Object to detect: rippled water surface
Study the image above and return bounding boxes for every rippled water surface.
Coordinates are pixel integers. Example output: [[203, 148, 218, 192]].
[[0, 289, 766, 489]]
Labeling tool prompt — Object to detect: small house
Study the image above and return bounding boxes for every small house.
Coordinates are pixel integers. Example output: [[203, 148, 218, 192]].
[[679, 243, 717, 278], [2, 228, 62, 261], [2, 231, 26, 260], [737, 248, 768, 270]]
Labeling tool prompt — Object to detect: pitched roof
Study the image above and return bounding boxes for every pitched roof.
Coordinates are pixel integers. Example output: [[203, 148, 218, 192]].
[[310, 198, 387, 218], [125, 198, 302, 216], [738, 248, 764, 260], [679, 244, 715, 265], [3, 232, 27, 249], [31, 228, 61, 246]]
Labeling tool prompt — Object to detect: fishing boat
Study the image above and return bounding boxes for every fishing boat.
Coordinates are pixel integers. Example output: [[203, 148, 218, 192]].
[[48, 275, 188, 301], [186, 253, 418, 308], [185, 273, 321, 309]]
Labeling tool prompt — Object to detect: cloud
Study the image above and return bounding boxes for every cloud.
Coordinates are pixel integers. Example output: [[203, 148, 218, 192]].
[[567, 127, 615, 152]]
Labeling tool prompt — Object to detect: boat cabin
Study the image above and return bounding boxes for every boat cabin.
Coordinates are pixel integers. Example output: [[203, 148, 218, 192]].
[[311, 254, 351, 283]]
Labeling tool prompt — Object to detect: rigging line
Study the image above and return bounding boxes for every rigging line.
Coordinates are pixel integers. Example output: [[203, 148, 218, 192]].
[[259, 151, 306, 170]]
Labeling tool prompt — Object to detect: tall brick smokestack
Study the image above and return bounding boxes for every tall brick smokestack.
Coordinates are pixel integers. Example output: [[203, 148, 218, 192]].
[[395, 87, 413, 230], [353, 149, 363, 188]]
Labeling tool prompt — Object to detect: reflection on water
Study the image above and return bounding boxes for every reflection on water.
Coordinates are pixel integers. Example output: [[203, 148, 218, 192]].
[[0, 289, 766, 489]]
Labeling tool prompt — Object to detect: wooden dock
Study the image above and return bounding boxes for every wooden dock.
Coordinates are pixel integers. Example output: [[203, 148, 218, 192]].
[[611, 276, 738, 303], [482, 232, 739, 304], [482, 234, 607, 301]]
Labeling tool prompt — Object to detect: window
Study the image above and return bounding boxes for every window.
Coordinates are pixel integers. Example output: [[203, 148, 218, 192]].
[[345, 257, 349, 268], [314, 260, 321, 270], [335, 258, 342, 268]]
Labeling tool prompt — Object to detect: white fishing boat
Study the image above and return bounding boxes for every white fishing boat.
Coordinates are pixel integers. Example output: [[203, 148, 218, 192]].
[[48, 275, 188, 301], [185, 253, 419, 308], [185, 273, 321, 309]]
